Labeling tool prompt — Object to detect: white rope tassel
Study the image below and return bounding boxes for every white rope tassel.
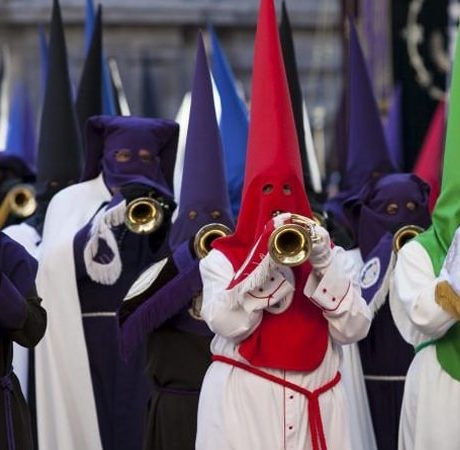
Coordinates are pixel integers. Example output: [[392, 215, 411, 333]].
[[83, 200, 127, 285]]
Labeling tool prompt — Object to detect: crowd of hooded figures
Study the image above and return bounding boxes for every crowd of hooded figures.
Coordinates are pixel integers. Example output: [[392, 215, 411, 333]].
[[0, 0, 459, 449]]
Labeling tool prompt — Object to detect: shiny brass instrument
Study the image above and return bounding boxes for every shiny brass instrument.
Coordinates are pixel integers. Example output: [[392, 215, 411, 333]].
[[193, 223, 232, 259], [125, 197, 164, 234], [392, 225, 424, 253], [0, 184, 37, 228], [268, 213, 321, 267]]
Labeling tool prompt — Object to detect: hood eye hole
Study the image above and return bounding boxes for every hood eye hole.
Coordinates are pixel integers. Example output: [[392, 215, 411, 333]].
[[406, 201, 417, 211], [210, 210, 221, 219], [114, 149, 132, 162], [283, 184, 292, 195], [188, 210, 198, 220], [386, 203, 398, 215], [138, 149, 153, 162], [262, 184, 273, 194]]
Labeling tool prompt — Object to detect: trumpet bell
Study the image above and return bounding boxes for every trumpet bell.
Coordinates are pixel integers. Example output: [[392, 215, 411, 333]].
[[9, 185, 37, 218], [392, 224, 424, 253], [125, 197, 164, 234], [193, 223, 232, 259], [268, 223, 312, 267]]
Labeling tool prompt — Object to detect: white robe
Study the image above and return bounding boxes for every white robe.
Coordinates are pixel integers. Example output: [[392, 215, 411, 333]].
[[34, 175, 110, 450], [3, 222, 42, 398], [390, 240, 458, 450], [196, 247, 371, 450]]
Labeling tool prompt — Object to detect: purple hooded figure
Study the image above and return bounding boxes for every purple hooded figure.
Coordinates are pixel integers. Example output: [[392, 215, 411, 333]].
[[0, 232, 46, 450], [118, 33, 234, 450], [324, 21, 395, 246], [35, 115, 178, 450], [324, 21, 433, 450], [343, 172, 431, 450]]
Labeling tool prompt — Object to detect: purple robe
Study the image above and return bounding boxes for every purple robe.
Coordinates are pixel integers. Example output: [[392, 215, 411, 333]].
[[73, 204, 170, 450], [0, 232, 46, 450]]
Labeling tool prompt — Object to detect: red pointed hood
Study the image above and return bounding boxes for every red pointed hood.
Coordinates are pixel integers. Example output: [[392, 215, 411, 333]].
[[413, 101, 445, 212], [213, 0, 312, 269]]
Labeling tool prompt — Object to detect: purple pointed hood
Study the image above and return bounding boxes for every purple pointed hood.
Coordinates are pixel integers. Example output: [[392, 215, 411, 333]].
[[343, 21, 395, 191], [169, 33, 234, 251], [384, 85, 403, 170], [82, 115, 178, 197], [325, 21, 395, 237]]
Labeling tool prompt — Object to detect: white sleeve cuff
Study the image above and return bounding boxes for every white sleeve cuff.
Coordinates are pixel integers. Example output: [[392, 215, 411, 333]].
[[304, 247, 352, 312], [238, 266, 295, 314]]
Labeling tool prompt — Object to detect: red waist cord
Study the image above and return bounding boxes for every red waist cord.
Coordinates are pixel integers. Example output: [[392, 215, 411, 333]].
[[213, 354, 341, 450]]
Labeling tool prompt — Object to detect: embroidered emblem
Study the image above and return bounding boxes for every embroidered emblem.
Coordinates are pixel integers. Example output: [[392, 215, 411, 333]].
[[360, 257, 381, 289]]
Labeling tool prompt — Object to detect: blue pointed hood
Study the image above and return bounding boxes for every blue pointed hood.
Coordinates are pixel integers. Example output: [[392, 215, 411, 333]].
[[208, 25, 248, 218], [5, 82, 37, 170]]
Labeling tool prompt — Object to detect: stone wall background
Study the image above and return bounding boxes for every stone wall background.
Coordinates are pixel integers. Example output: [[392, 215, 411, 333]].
[[0, 0, 342, 168]]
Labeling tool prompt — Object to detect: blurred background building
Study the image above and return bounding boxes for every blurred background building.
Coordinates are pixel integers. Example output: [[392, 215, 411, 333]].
[[0, 0, 457, 177]]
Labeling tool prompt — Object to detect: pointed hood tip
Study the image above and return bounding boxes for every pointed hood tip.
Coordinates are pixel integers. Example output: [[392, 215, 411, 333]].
[[208, 23, 249, 218], [169, 32, 233, 249], [37, 0, 83, 186], [214, 0, 313, 264], [344, 20, 395, 191]]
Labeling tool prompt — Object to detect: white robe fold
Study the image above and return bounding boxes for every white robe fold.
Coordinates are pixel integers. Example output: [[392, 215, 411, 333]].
[[390, 240, 459, 450], [35, 175, 110, 450]]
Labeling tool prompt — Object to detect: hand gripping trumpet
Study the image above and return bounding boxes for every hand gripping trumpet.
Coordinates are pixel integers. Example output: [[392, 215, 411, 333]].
[[268, 213, 322, 267], [193, 223, 232, 259], [124, 197, 164, 234], [392, 224, 424, 253]]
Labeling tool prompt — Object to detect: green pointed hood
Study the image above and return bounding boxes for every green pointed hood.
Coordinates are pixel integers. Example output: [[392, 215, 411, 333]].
[[415, 26, 460, 382], [416, 29, 460, 275]]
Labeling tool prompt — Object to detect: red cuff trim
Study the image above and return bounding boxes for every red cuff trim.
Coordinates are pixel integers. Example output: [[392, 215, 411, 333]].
[[247, 280, 286, 300], [309, 281, 351, 312]]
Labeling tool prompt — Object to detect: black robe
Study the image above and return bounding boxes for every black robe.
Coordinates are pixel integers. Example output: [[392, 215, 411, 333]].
[[119, 240, 212, 450]]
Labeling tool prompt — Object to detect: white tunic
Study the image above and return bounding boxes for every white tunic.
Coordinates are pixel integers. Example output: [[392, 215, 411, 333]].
[[196, 247, 371, 450], [340, 249, 377, 450], [390, 240, 458, 450]]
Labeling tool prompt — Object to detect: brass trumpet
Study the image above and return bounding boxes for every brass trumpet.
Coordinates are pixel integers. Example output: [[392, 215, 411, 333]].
[[125, 197, 164, 234], [268, 213, 321, 267], [193, 223, 232, 259], [0, 184, 37, 228], [392, 224, 424, 253]]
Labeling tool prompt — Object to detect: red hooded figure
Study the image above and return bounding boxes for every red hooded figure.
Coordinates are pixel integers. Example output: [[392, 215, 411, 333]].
[[196, 1, 371, 449]]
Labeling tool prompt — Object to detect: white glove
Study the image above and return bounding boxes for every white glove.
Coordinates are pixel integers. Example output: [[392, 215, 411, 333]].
[[308, 225, 332, 273], [440, 227, 460, 295]]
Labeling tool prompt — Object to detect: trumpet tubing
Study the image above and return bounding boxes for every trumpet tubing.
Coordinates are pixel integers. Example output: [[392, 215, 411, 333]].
[[125, 197, 164, 234], [392, 225, 424, 253], [194, 223, 232, 259]]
